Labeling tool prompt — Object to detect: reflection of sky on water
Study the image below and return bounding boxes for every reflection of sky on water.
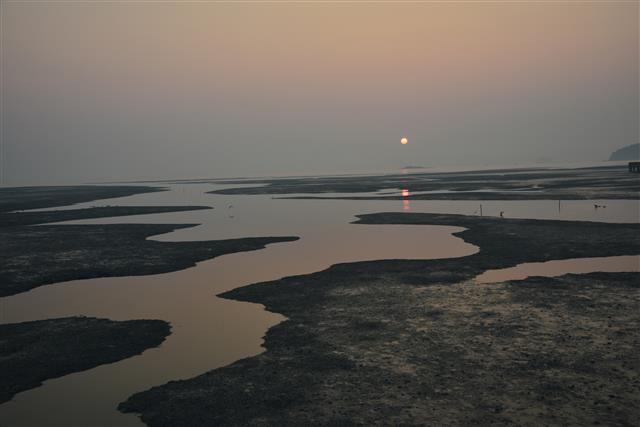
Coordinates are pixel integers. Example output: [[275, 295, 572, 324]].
[[476, 255, 639, 284]]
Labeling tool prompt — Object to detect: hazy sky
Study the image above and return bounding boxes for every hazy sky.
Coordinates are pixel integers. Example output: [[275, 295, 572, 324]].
[[2, 1, 638, 185]]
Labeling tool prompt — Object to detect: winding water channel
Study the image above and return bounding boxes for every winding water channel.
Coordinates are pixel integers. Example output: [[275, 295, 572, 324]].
[[1, 183, 638, 426]]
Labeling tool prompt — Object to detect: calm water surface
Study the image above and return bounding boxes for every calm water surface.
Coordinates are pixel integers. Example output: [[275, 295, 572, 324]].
[[476, 255, 639, 283], [0, 183, 637, 426]]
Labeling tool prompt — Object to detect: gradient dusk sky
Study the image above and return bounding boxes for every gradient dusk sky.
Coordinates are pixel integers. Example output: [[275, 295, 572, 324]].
[[1, 1, 638, 184]]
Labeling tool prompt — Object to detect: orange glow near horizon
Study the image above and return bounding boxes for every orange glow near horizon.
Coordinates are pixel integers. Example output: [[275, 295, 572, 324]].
[[400, 137, 408, 145]]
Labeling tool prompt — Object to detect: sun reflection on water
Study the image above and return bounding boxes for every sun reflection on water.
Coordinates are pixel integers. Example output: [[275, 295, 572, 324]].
[[402, 188, 410, 211]]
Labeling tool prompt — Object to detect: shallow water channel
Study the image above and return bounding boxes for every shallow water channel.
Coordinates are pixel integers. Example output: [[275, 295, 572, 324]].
[[0, 183, 638, 426]]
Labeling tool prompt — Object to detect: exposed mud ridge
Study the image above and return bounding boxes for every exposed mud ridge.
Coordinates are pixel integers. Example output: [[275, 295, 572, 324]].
[[119, 213, 640, 426], [0, 223, 297, 297], [0, 186, 298, 297], [0, 185, 164, 213], [0, 316, 171, 404], [0, 205, 212, 228], [0, 185, 300, 408]]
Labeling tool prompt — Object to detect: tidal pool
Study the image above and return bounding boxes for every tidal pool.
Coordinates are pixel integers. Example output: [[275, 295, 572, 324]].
[[475, 255, 640, 283]]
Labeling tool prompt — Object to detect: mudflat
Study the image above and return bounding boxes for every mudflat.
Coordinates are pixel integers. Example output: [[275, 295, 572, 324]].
[[0, 186, 298, 297], [207, 165, 639, 200], [0, 205, 212, 227], [0, 223, 298, 297], [0, 185, 164, 213], [0, 185, 298, 405], [120, 213, 640, 426], [0, 316, 171, 404]]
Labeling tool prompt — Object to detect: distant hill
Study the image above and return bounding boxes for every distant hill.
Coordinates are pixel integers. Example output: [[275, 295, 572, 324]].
[[609, 143, 639, 161]]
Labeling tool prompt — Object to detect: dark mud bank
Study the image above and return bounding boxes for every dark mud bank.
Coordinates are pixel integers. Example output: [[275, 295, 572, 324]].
[[0, 185, 164, 213], [0, 185, 300, 407], [0, 186, 299, 297], [0, 223, 298, 297], [0, 316, 171, 404], [0, 205, 212, 228]]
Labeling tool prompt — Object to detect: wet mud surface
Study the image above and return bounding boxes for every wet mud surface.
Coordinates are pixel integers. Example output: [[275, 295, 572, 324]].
[[0, 222, 297, 297], [0, 205, 212, 227], [119, 213, 640, 426], [0, 186, 163, 213], [0, 185, 298, 408], [0, 316, 171, 404], [0, 187, 298, 297]]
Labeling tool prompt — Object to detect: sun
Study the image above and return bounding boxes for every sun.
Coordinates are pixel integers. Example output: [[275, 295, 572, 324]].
[[400, 137, 408, 145]]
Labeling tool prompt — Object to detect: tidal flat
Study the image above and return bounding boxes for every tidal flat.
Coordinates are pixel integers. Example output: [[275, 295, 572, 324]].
[[0, 317, 171, 404], [207, 165, 639, 200], [1, 169, 638, 426], [0, 185, 297, 408], [0, 185, 164, 212], [0, 186, 298, 297], [120, 213, 640, 426]]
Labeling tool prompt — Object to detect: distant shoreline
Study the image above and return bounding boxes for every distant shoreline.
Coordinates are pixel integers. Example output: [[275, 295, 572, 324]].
[[205, 164, 639, 201]]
